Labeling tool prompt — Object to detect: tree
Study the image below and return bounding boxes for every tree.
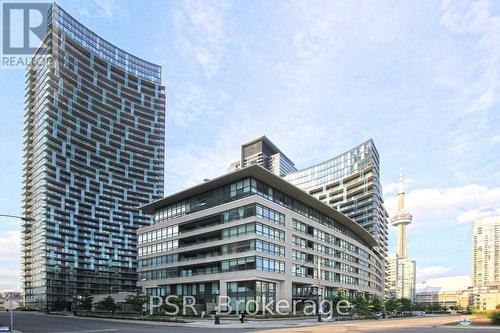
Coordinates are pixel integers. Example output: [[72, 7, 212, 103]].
[[126, 294, 148, 313], [160, 296, 183, 316], [326, 295, 349, 315], [352, 294, 370, 315], [325, 295, 349, 315], [428, 303, 443, 312], [370, 296, 385, 312], [79, 295, 93, 312], [385, 298, 401, 313], [97, 296, 118, 314], [52, 297, 68, 312], [400, 298, 413, 311], [469, 306, 479, 314], [413, 302, 427, 311]]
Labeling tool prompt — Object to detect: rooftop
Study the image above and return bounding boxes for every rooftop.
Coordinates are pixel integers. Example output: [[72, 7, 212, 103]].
[[241, 135, 294, 163]]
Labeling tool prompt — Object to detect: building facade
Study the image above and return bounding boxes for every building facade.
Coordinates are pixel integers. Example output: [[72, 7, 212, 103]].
[[22, 4, 165, 309], [416, 289, 471, 309], [228, 136, 297, 177], [230, 138, 389, 262], [284, 140, 389, 259], [472, 284, 500, 311], [387, 256, 416, 301], [137, 166, 384, 312], [472, 216, 500, 288]]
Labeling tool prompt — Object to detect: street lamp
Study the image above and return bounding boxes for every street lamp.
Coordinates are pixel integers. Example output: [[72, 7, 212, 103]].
[[1, 214, 35, 317], [0, 214, 34, 221]]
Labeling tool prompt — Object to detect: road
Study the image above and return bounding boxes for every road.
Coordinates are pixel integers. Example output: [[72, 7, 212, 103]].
[[0, 312, 251, 333], [0, 312, 496, 333], [262, 315, 499, 333]]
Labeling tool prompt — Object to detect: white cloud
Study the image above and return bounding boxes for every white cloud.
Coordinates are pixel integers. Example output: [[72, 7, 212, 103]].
[[470, 82, 499, 113], [440, 0, 500, 114], [173, 0, 230, 79], [92, 0, 125, 19], [383, 178, 413, 196], [385, 184, 500, 226], [0, 230, 20, 257], [417, 265, 454, 278], [0, 270, 20, 292], [383, 182, 400, 197], [0, 230, 21, 292], [169, 81, 224, 126], [491, 135, 500, 144], [77, 0, 128, 20], [416, 275, 471, 291], [457, 208, 500, 224]]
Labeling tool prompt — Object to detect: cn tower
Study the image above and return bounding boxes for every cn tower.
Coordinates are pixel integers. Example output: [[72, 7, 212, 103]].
[[391, 169, 413, 258]]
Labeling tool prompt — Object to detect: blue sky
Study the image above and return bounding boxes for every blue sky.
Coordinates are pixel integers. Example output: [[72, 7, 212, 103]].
[[0, 0, 499, 291]]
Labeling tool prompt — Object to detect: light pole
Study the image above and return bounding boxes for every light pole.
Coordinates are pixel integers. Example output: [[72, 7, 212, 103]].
[[7, 298, 13, 331], [1, 214, 34, 321], [0, 214, 34, 221]]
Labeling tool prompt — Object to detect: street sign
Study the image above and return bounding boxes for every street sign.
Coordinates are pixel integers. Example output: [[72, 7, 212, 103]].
[[458, 318, 472, 326]]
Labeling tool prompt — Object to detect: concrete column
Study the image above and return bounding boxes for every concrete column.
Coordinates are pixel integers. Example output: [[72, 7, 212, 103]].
[[218, 279, 229, 312], [277, 279, 292, 312]]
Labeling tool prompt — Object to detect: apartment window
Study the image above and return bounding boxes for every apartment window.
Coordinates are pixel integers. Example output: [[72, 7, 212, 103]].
[[139, 225, 178, 245]]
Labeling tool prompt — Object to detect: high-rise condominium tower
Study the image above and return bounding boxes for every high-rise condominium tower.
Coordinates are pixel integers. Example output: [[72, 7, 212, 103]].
[[228, 136, 297, 177], [284, 140, 389, 258], [230, 138, 389, 258], [22, 4, 165, 309], [472, 216, 500, 287]]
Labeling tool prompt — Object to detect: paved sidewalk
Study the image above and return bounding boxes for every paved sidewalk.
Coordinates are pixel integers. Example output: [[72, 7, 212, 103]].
[[44, 313, 350, 329], [185, 318, 334, 329]]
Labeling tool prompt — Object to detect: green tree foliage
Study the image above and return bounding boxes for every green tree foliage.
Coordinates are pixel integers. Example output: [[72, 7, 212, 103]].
[[385, 298, 401, 313], [413, 302, 427, 311], [352, 294, 370, 315], [52, 297, 68, 312], [326, 295, 349, 315], [399, 298, 413, 311], [370, 296, 385, 312], [126, 294, 148, 313], [97, 296, 118, 314], [79, 295, 93, 312], [160, 296, 183, 315], [428, 303, 444, 312], [490, 312, 500, 325]]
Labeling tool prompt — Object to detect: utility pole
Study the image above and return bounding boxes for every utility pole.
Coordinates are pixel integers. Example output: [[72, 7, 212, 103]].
[[8, 298, 13, 331]]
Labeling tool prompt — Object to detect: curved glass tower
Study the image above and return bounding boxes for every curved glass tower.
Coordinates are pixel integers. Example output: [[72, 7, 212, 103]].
[[22, 4, 165, 309], [284, 140, 389, 257]]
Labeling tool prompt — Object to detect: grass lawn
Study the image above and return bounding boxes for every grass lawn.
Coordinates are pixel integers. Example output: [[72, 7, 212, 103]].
[[444, 315, 495, 327]]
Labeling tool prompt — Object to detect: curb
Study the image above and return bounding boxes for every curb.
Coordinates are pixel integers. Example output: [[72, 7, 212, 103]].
[[436, 325, 500, 330]]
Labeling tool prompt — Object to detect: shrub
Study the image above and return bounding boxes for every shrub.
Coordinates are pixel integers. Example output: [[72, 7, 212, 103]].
[[489, 311, 500, 325]]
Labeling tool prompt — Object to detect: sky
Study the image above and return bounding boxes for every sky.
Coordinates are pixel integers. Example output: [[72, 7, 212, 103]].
[[0, 0, 499, 292]]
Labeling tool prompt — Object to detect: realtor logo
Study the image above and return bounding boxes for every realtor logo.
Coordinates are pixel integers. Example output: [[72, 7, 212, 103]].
[[2, 2, 51, 55]]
